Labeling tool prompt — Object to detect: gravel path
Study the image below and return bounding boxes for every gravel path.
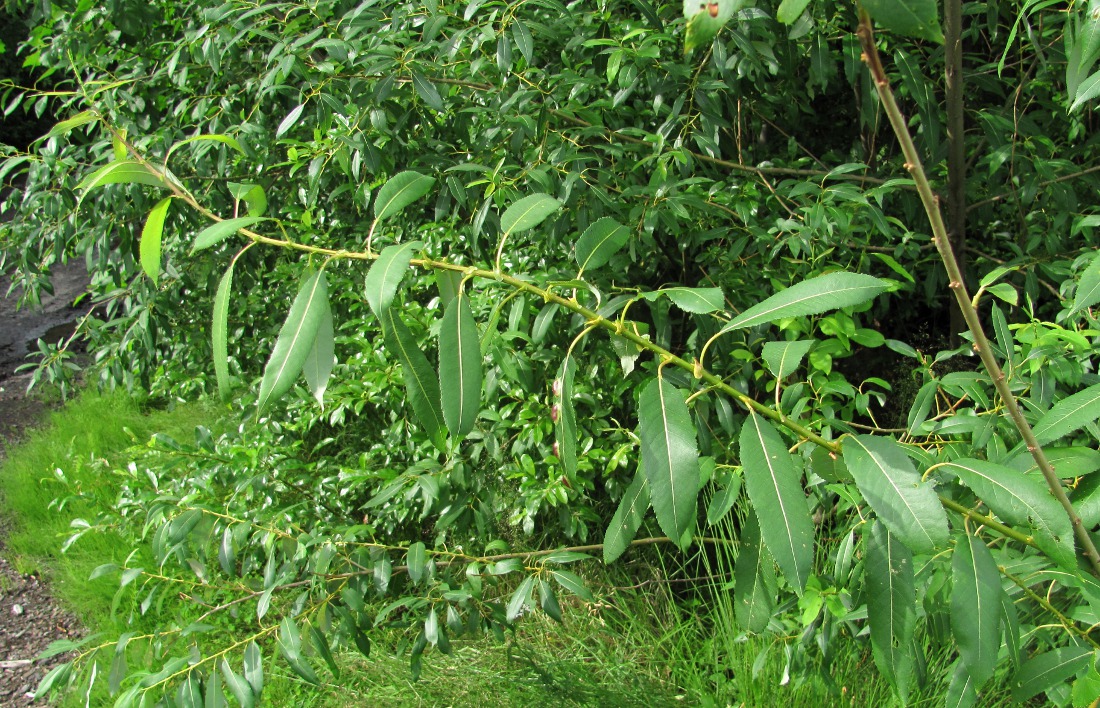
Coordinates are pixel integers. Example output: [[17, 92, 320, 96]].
[[0, 261, 89, 705]]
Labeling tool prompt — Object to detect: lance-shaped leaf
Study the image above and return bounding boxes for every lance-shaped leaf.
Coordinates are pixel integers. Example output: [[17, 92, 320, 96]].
[[364, 241, 423, 318], [740, 412, 813, 591], [309, 625, 340, 679], [734, 513, 776, 632], [501, 193, 561, 235], [192, 216, 265, 253], [862, 0, 944, 43], [951, 533, 1002, 690], [302, 298, 334, 409], [382, 308, 447, 452], [76, 160, 168, 192], [706, 470, 741, 525], [406, 542, 427, 586], [865, 521, 916, 703], [212, 263, 235, 401], [761, 340, 814, 380], [219, 660, 254, 708], [46, 110, 97, 139], [575, 217, 629, 273], [719, 272, 889, 333], [640, 287, 725, 314], [1032, 381, 1100, 445], [257, 270, 329, 414], [277, 618, 320, 685], [243, 642, 263, 697], [555, 357, 578, 478], [942, 459, 1075, 569], [140, 197, 172, 285], [842, 435, 948, 554], [638, 377, 700, 549], [439, 293, 481, 439], [603, 470, 650, 564], [944, 661, 978, 708], [1011, 646, 1094, 702], [1072, 252, 1100, 314], [373, 171, 436, 222]]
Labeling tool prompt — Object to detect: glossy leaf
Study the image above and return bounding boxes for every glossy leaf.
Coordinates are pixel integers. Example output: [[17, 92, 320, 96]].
[[243, 642, 263, 697], [228, 181, 267, 217], [364, 241, 423, 318], [212, 263, 235, 401], [942, 458, 1075, 569], [906, 380, 938, 434], [191, 216, 265, 253], [944, 662, 978, 708], [140, 197, 171, 285], [275, 103, 305, 138], [706, 471, 741, 525], [506, 575, 535, 621], [1072, 252, 1100, 314], [761, 340, 814, 380], [439, 293, 481, 439], [277, 618, 320, 684], [501, 194, 562, 236], [1011, 646, 1094, 702], [603, 470, 650, 563], [740, 412, 813, 591], [720, 272, 889, 333], [539, 579, 563, 622], [555, 357, 578, 478], [257, 270, 329, 414], [382, 307, 447, 452], [302, 299, 334, 409], [373, 171, 436, 222], [865, 521, 916, 703], [76, 160, 167, 192], [776, 0, 812, 23], [640, 287, 725, 314], [842, 434, 948, 555], [550, 569, 594, 602], [412, 72, 444, 111], [862, 0, 945, 43], [1032, 381, 1100, 445], [951, 534, 1002, 690], [407, 542, 427, 586], [733, 513, 776, 632], [575, 217, 629, 273], [309, 624, 340, 679], [46, 110, 97, 138], [639, 377, 700, 550]]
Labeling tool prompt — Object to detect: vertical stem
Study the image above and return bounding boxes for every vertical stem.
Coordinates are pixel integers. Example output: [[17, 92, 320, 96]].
[[944, 0, 967, 342], [856, 13, 1100, 578]]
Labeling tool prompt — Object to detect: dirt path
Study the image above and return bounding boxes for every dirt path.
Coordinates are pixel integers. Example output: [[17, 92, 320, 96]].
[[0, 261, 89, 705]]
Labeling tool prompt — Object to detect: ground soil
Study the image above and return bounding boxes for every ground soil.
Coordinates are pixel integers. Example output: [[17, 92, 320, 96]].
[[0, 261, 90, 705]]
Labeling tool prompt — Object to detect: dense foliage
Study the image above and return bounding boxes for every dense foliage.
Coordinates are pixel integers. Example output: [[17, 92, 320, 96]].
[[5, 0, 1100, 705]]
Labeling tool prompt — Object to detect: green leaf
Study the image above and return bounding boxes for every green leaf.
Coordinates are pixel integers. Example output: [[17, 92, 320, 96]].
[[46, 110, 97, 138], [407, 542, 427, 586], [941, 458, 1075, 569], [550, 569, 594, 602], [506, 575, 535, 621], [177, 675, 202, 708], [1033, 382, 1100, 445], [34, 662, 72, 700], [205, 666, 227, 708], [538, 579, 563, 622], [212, 263, 235, 402], [1072, 252, 1100, 314], [276, 103, 305, 138], [302, 299, 334, 409], [776, 0, 811, 23], [740, 412, 814, 591], [603, 470, 650, 563], [228, 182, 267, 217], [638, 377, 700, 550], [862, 0, 945, 43], [641, 287, 725, 314], [761, 340, 814, 380], [555, 357, 578, 478], [944, 661, 978, 708], [277, 618, 320, 684], [719, 273, 889, 332], [309, 624, 340, 679], [1012, 646, 1094, 702], [243, 642, 263, 697], [412, 72, 444, 111], [575, 217, 629, 273], [501, 193, 562, 236], [906, 380, 938, 435], [439, 293, 482, 440], [76, 160, 168, 192], [166, 134, 245, 166], [843, 435, 948, 554], [733, 513, 776, 632], [191, 216, 265, 253], [140, 197, 171, 285], [865, 521, 916, 704], [382, 308, 447, 452], [364, 241, 423, 318], [951, 533, 1002, 690], [706, 471, 741, 525], [374, 171, 436, 222], [257, 270, 329, 414]]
